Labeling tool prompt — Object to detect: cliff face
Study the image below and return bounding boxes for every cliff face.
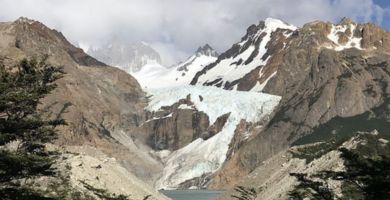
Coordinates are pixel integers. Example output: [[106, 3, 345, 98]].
[[209, 18, 390, 189], [0, 17, 165, 196], [140, 96, 230, 151]]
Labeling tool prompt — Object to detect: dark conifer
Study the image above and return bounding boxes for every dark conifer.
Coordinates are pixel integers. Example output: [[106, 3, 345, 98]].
[[0, 57, 65, 199]]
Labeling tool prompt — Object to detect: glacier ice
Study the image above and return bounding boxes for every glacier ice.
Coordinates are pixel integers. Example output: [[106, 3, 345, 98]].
[[146, 85, 281, 189]]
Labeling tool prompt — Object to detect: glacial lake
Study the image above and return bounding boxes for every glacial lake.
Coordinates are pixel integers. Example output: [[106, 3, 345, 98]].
[[161, 190, 223, 200]]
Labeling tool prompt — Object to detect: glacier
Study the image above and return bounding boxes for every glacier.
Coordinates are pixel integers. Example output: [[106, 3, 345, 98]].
[[146, 85, 281, 189]]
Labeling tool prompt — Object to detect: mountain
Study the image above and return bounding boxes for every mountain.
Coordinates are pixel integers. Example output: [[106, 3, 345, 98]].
[[207, 17, 390, 192], [133, 44, 218, 89], [191, 18, 297, 91], [87, 40, 162, 73], [2, 15, 389, 199], [130, 44, 283, 189], [132, 17, 390, 191], [0, 17, 167, 199]]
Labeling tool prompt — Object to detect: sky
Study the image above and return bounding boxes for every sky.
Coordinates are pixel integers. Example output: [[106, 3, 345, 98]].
[[0, 0, 389, 65]]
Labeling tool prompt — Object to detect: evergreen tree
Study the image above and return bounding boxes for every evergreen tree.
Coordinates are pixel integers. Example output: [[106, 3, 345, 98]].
[[289, 139, 390, 200], [0, 57, 65, 199]]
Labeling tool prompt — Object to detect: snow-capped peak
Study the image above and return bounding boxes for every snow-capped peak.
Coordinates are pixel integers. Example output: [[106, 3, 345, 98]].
[[192, 18, 297, 91], [88, 41, 162, 73], [263, 17, 297, 32], [242, 18, 296, 42], [195, 44, 219, 57], [15, 17, 36, 25], [132, 45, 218, 89]]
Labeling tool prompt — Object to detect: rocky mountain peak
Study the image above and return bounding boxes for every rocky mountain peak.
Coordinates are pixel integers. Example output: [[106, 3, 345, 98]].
[[191, 17, 297, 90], [263, 17, 295, 28], [195, 44, 219, 57], [243, 18, 296, 41], [87, 41, 162, 73], [338, 17, 354, 26], [14, 16, 36, 24], [298, 17, 390, 52], [7, 17, 106, 67]]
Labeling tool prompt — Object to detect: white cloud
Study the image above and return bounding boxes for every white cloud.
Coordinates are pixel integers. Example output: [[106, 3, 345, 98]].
[[0, 0, 386, 65]]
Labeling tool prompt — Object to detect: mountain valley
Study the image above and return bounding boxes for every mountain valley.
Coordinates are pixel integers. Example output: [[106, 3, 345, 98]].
[[0, 13, 389, 200]]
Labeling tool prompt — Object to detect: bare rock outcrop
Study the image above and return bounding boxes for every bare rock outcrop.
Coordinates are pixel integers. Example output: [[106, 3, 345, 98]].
[[140, 96, 231, 151]]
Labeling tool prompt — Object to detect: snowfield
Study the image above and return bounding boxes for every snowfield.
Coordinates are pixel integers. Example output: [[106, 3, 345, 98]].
[[145, 85, 281, 189], [133, 54, 217, 89]]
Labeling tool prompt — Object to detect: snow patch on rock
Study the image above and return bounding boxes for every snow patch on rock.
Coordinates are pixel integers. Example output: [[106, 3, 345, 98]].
[[327, 24, 362, 51], [195, 18, 296, 90]]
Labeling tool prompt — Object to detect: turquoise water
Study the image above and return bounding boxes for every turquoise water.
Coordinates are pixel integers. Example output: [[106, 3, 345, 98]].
[[161, 190, 223, 200]]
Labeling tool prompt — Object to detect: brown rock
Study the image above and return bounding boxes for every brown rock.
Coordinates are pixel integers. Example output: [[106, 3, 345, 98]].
[[0, 17, 164, 184], [209, 19, 390, 189]]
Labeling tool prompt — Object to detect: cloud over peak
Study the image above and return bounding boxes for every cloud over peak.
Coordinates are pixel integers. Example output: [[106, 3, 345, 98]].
[[0, 0, 387, 65]]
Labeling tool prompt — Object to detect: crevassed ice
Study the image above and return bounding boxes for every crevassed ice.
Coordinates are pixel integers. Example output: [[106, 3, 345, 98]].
[[146, 85, 281, 189]]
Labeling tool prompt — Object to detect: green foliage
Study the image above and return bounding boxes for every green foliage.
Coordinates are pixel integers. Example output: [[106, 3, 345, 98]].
[[231, 186, 257, 200], [289, 173, 333, 200], [289, 133, 390, 200], [291, 139, 344, 163], [80, 180, 132, 200], [326, 147, 390, 199], [0, 57, 65, 147], [293, 98, 390, 146], [0, 57, 65, 198], [0, 150, 55, 182], [0, 187, 55, 200]]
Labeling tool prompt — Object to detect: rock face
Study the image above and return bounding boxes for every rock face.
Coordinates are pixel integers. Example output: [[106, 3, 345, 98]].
[[0, 17, 165, 198], [87, 41, 162, 73], [141, 96, 231, 151], [141, 97, 210, 151], [208, 18, 390, 189]]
